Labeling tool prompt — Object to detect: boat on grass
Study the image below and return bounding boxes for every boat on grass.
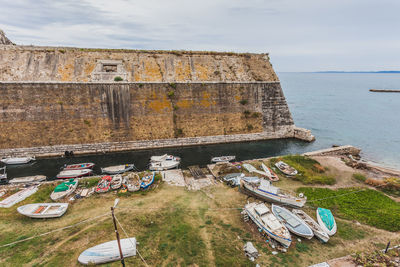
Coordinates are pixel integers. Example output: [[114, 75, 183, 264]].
[[56, 169, 92, 179], [50, 179, 78, 201], [1, 156, 35, 165], [17, 203, 68, 218], [78, 238, 136, 265], [244, 202, 291, 248], [317, 208, 337, 236], [123, 173, 141, 192], [271, 204, 314, 239], [95, 176, 112, 193], [63, 163, 95, 170], [101, 164, 136, 175], [0, 167, 7, 184], [261, 163, 279, 182], [111, 175, 122, 190], [0, 186, 38, 208], [140, 172, 155, 189], [243, 163, 272, 178], [149, 160, 179, 171], [240, 179, 306, 208], [292, 209, 329, 243], [150, 154, 180, 162], [275, 161, 298, 176], [211, 155, 236, 163], [9, 175, 46, 185]]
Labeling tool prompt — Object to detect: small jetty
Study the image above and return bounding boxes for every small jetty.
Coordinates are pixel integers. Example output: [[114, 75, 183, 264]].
[[369, 89, 400, 93]]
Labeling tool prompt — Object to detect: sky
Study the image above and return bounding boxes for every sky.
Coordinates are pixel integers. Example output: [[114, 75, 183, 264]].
[[0, 0, 399, 72]]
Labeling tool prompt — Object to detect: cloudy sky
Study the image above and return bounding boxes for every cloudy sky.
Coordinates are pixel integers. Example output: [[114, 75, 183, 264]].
[[0, 0, 399, 72]]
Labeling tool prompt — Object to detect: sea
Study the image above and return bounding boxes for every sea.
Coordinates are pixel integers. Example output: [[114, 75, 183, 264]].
[[4, 72, 400, 179]]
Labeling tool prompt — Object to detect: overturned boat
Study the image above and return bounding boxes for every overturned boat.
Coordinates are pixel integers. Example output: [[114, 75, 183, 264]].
[[1, 156, 35, 165], [17, 203, 68, 218], [50, 179, 78, 201], [78, 238, 136, 265], [271, 204, 314, 239], [275, 161, 298, 176], [101, 164, 137, 175], [317, 208, 337, 236], [63, 163, 95, 170], [240, 179, 306, 208], [150, 154, 180, 162], [56, 169, 92, 179], [244, 202, 292, 248], [0, 186, 39, 208], [292, 209, 329, 243], [211, 155, 236, 163], [9, 175, 46, 185]]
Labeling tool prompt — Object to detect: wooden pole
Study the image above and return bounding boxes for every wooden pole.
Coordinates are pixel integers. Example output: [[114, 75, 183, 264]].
[[111, 206, 125, 267]]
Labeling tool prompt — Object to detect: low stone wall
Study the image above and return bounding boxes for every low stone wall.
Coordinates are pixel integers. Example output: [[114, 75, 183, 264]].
[[294, 127, 315, 142], [303, 145, 361, 157]]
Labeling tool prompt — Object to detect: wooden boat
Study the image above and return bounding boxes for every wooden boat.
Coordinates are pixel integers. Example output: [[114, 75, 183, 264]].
[[243, 163, 270, 177], [0, 186, 38, 208], [123, 173, 141, 192], [317, 208, 337, 236], [95, 176, 112, 193], [244, 202, 292, 248], [0, 167, 7, 184], [63, 162, 95, 170], [140, 172, 155, 189], [272, 204, 314, 239], [56, 169, 92, 179], [211, 155, 236, 163], [149, 160, 179, 171], [9, 175, 46, 184], [111, 175, 122, 190], [17, 203, 68, 218], [275, 161, 298, 176], [292, 209, 329, 243], [240, 179, 306, 208], [50, 179, 78, 201], [101, 164, 136, 175], [261, 163, 279, 182], [150, 154, 180, 162], [78, 238, 136, 265], [1, 156, 35, 165]]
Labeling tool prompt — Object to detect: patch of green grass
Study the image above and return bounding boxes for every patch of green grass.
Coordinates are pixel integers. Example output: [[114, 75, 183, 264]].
[[295, 242, 310, 252], [297, 187, 400, 231], [80, 176, 101, 188], [270, 155, 335, 185], [353, 173, 367, 182], [336, 220, 366, 240]]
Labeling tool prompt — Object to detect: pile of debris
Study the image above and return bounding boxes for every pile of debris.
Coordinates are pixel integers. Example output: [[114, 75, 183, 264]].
[[243, 242, 259, 262]]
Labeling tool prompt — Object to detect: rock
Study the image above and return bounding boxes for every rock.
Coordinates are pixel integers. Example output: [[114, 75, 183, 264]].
[[0, 29, 14, 45], [272, 251, 278, 255], [244, 242, 259, 259]]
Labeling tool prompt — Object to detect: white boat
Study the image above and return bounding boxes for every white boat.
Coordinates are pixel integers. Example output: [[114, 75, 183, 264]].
[[123, 173, 140, 192], [78, 238, 136, 265], [244, 202, 292, 248], [111, 175, 122, 190], [0, 166, 7, 184], [275, 161, 298, 176], [17, 203, 68, 218], [261, 163, 279, 182], [292, 209, 329, 243], [243, 163, 270, 177], [0, 186, 38, 208], [271, 204, 314, 239], [240, 179, 306, 208], [1, 156, 35, 165], [50, 179, 78, 201], [9, 175, 46, 184], [101, 164, 136, 175], [56, 169, 92, 179], [211, 155, 236, 163], [150, 154, 180, 162], [149, 160, 179, 171], [317, 208, 337, 236]]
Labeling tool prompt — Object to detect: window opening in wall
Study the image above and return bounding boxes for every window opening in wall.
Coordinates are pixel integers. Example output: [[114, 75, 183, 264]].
[[103, 64, 117, 72]]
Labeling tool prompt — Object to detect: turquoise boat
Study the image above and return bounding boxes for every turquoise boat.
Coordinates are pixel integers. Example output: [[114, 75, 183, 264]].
[[316, 208, 337, 236]]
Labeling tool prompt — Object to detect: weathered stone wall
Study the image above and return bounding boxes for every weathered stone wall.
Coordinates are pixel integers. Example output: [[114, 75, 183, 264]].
[[0, 81, 294, 149], [0, 45, 278, 82]]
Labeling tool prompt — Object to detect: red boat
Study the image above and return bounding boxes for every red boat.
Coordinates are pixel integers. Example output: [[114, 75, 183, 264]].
[[95, 176, 112, 193], [63, 163, 95, 170]]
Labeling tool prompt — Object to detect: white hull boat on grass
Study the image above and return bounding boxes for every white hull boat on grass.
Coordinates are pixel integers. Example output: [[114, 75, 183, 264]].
[[240, 179, 307, 208], [50, 179, 78, 201], [101, 164, 136, 175], [149, 160, 179, 171], [0, 167, 7, 184], [123, 173, 141, 192], [243, 163, 272, 178], [275, 161, 298, 176], [0, 186, 38, 208], [78, 238, 136, 265], [244, 202, 292, 248], [17, 203, 68, 218], [292, 209, 329, 243], [317, 208, 337, 236], [56, 169, 92, 179], [1, 156, 35, 165], [111, 175, 122, 190], [9, 175, 46, 185], [272, 204, 314, 239], [211, 155, 236, 163], [150, 154, 180, 162], [261, 163, 279, 182]]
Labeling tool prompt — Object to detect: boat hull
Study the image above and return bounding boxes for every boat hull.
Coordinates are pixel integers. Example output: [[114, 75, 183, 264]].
[[50, 179, 78, 201], [317, 208, 337, 236], [9, 175, 46, 184], [1, 157, 35, 165], [292, 209, 329, 243], [272, 205, 314, 239], [101, 164, 136, 175], [149, 161, 179, 171], [0, 186, 38, 208], [56, 169, 92, 179], [17, 203, 68, 218], [140, 173, 155, 189]]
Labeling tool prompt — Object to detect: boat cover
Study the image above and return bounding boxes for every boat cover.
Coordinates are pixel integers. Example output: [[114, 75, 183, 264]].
[[54, 179, 76, 192], [318, 208, 335, 231]]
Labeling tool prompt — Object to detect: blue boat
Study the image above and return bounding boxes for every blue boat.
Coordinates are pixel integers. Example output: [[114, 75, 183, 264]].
[[272, 204, 314, 239], [140, 172, 155, 189], [316, 208, 337, 236]]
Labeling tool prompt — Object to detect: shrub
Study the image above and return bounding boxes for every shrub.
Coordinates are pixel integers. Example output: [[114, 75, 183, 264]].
[[114, 76, 123, 81], [251, 112, 261, 118], [239, 99, 248, 105], [353, 173, 367, 182], [243, 110, 251, 118], [214, 70, 221, 76], [169, 82, 177, 89], [167, 91, 175, 98], [246, 124, 254, 131]]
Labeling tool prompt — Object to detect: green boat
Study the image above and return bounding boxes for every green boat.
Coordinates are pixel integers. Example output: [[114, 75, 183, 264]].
[[316, 207, 337, 236]]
